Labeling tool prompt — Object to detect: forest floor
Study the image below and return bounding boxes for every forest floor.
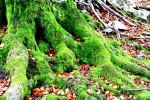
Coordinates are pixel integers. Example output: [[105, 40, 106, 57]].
[[0, 0, 150, 100]]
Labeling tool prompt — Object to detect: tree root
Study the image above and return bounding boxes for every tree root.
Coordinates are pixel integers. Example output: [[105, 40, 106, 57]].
[[52, 0, 150, 94], [0, 35, 28, 100]]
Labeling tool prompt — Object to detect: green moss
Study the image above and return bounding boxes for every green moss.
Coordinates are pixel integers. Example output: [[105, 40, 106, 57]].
[[27, 60, 38, 79], [73, 85, 90, 100], [82, 13, 93, 22], [0, 48, 6, 66], [109, 40, 126, 56], [30, 50, 56, 86], [89, 61, 136, 92], [54, 77, 67, 90], [41, 93, 66, 100], [72, 70, 80, 76], [139, 76, 149, 81], [101, 81, 120, 96], [111, 55, 150, 78], [95, 21, 104, 29], [88, 75, 120, 96], [88, 86, 104, 99], [76, 37, 106, 64], [38, 11, 64, 47], [40, 73, 56, 85], [0, 95, 5, 100], [32, 72, 56, 87], [53, 0, 94, 39], [37, 8, 78, 73], [0, 34, 4, 39], [36, 57, 53, 74], [89, 67, 101, 78], [2, 36, 29, 99], [38, 40, 49, 53], [142, 60, 150, 69], [76, 75, 87, 81], [81, 13, 97, 28], [136, 91, 150, 100], [53, 44, 77, 73]]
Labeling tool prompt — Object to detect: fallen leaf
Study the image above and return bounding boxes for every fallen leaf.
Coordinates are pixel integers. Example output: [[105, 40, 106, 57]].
[[0, 43, 4, 48]]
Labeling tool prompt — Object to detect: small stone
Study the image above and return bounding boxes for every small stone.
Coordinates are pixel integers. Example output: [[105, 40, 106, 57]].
[[111, 20, 128, 30], [104, 28, 114, 33]]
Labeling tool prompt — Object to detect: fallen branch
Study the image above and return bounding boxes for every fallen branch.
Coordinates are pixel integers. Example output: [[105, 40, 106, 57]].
[[124, 88, 150, 91], [76, 1, 108, 28], [96, 0, 136, 26], [90, 2, 107, 28], [138, 6, 150, 11], [143, 32, 150, 36], [131, 36, 150, 39], [90, 2, 120, 39], [106, 0, 124, 16]]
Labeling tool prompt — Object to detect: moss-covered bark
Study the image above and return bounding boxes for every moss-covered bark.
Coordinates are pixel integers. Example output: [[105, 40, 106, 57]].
[[0, 34, 29, 100], [0, 0, 150, 99]]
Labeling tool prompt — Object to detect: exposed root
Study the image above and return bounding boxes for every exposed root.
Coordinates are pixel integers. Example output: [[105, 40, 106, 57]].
[[0, 35, 28, 100]]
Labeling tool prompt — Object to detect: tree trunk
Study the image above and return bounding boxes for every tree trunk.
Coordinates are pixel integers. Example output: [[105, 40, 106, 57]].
[[0, 0, 150, 99]]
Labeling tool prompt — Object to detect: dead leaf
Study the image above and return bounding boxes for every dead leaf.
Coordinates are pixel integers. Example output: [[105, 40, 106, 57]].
[[0, 43, 4, 48]]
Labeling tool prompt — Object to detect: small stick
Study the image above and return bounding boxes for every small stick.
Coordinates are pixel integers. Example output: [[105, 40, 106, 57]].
[[90, 3, 107, 28], [90, 3, 121, 39], [124, 88, 150, 91], [96, 0, 136, 26], [131, 35, 150, 39]]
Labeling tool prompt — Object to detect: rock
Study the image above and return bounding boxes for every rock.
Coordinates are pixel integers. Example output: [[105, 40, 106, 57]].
[[103, 28, 114, 33], [81, 10, 87, 13], [137, 54, 145, 60], [107, 0, 150, 21], [111, 20, 128, 30]]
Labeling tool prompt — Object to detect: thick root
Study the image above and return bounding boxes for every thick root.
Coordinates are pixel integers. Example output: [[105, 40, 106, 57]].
[[50, 1, 150, 95], [38, 11, 77, 73], [112, 55, 150, 78], [0, 35, 28, 100]]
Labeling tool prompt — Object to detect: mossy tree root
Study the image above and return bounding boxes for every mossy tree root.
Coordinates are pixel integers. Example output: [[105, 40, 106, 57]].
[[52, 0, 150, 93], [38, 11, 77, 73], [0, 35, 29, 100]]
